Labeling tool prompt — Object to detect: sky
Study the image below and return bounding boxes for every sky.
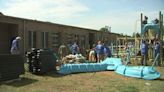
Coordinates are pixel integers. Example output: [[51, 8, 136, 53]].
[[0, 0, 164, 35]]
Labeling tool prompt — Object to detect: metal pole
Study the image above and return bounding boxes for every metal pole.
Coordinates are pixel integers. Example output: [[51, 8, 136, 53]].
[[135, 20, 137, 60], [116, 37, 119, 57], [141, 13, 143, 40], [151, 53, 160, 68], [159, 12, 163, 65], [111, 42, 113, 54], [134, 19, 140, 60], [162, 14, 163, 65]]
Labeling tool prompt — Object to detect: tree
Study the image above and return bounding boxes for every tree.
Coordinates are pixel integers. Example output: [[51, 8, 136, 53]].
[[99, 26, 111, 32], [0, 12, 4, 15]]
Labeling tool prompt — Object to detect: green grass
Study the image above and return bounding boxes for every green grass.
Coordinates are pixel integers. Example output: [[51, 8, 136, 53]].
[[1, 67, 164, 92]]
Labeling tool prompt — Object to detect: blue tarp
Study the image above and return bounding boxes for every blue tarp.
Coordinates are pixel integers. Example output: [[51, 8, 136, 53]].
[[115, 65, 160, 80], [58, 57, 122, 74], [101, 58, 122, 70], [58, 57, 160, 80], [58, 63, 108, 74]]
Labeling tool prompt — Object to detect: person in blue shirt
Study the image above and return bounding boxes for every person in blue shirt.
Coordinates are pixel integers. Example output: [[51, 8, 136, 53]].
[[103, 43, 112, 59], [95, 41, 104, 62], [71, 42, 79, 55], [140, 40, 148, 66], [10, 36, 21, 54], [154, 41, 160, 66]]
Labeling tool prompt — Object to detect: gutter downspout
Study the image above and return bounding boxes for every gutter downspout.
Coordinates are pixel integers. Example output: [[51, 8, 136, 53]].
[[23, 20, 26, 56]]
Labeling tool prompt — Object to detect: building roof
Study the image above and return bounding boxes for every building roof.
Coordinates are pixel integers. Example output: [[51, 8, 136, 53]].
[[0, 13, 123, 36]]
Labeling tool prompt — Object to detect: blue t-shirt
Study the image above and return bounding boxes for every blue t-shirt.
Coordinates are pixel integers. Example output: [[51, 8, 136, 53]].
[[95, 44, 104, 54], [141, 43, 148, 55], [71, 44, 79, 54], [11, 39, 19, 50], [155, 43, 160, 54], [104, 46, 112, 57]]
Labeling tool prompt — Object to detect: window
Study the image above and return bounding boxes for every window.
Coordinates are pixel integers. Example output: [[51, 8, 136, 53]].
[[41, 32, 49, 48], [28, 31, 36, 48], [66, 33, 72, 44], [51, 32, 60, 48], [75, 34, 79, 44], [81, 35, 86, 48]]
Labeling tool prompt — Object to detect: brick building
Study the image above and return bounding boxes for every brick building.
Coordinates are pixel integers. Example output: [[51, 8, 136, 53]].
[[0, 14, 122, 55]]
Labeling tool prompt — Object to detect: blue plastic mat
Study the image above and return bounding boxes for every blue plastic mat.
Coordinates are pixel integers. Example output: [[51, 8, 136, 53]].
[[101, 58, 122, 70], [58, 57, 122, 74], [58, 57, 160, 80], [115, 65, 160, 80], [58, 63, 108, 74]]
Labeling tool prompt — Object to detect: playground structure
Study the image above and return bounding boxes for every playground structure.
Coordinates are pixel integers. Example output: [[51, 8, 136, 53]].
[[141, 11, 163, 65], [111, 11, 163, 66], [110, 37, 140, 64]]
